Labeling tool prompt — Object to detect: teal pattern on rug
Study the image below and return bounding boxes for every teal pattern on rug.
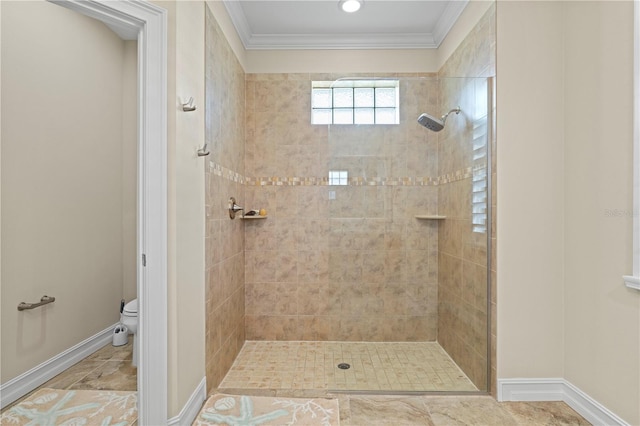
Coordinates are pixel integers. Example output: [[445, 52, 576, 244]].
[[8, 391, 102, 425], [200, 396, 289, 425], [1, 389, 137, 426]]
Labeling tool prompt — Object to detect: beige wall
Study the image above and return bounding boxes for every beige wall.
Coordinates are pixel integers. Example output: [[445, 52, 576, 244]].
[[496, 1, 566, 380], [155, 0, 207, 417], [497, 1, 639, 424], [245, 50, 439, 74], [174, 0, 207, 416], [1, 1, 136, 381], [122, 40, 138, 302], [563, 2, 639, 424]]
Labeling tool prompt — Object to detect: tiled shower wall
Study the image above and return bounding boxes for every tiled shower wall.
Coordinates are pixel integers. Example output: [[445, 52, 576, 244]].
[[244, 74, 443, 341], [436, 4, 496, 392], [204, 6, 246, 392]]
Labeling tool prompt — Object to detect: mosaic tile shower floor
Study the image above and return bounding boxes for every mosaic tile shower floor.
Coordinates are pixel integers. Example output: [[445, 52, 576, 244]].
[[219, 341, 477, 392]]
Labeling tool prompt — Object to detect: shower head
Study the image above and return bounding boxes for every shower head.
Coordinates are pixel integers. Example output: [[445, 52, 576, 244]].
[[417, 107, 461, 132]]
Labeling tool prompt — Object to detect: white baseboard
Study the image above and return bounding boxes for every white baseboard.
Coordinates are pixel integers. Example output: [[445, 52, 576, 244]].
[[0, 323, 116, 409], [167, 376, 207, 426], [498, 378, 630, 426]]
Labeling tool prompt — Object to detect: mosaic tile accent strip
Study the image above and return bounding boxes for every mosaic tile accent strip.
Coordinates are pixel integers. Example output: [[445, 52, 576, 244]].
[[245, 176, 442, 187], [219, 341, 477, 392], [438, 167, 475, 185], [210, 162, 479, 187], [244, 177, 329, 187], [209, 162, 245, 184]]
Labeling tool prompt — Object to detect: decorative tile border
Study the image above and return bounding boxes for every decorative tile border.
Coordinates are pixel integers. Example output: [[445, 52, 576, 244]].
[[438, 167, 475, 185], [209, 162, 245, 184], [210, 162, 483, 187]]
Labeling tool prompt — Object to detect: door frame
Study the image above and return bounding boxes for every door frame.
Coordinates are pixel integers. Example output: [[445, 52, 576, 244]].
[[50, 1, 168, 424]]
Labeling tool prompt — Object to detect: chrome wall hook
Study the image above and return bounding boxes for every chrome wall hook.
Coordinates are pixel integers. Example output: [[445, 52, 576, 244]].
[[181, 97, 197, 112], [197, 143, 210, 157]]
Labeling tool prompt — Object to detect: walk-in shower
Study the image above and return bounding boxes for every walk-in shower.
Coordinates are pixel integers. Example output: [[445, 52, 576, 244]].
[[218, 74, 494, 396]]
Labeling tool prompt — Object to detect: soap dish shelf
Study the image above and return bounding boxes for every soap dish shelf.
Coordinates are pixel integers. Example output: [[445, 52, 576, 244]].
[[415, 215, 446, 220], [241, 215, 267, 220]]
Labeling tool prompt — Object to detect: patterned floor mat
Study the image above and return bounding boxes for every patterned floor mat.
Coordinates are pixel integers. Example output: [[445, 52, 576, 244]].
[[1, 388, 137, 425], [193, 393, 339, 426]]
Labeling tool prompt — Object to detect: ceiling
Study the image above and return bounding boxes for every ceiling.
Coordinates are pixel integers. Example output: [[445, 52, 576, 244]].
[[222, 1, 469, 50]]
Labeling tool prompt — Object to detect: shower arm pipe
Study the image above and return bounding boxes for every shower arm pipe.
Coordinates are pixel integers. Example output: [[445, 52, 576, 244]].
[[441, 107, 461, 123]]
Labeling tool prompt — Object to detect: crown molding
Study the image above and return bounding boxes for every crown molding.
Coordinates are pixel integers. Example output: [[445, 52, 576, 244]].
[[245, 33, 438, 50], [433, 0, 469, 46], [222, 0, 467, 50], [222, 1, 253, 47]]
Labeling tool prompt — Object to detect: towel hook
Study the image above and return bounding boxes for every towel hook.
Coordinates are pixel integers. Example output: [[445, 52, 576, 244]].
[[197, 143, 210, 157], [181, 97, 197, 112]]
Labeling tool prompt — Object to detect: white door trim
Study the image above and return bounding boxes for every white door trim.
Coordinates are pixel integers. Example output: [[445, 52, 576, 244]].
[[49, 1, 168, 424]]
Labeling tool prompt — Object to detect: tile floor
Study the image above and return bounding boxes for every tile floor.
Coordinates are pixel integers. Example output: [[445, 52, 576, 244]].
[[3, 340, 591, 425], [217, 341, 591, 425], [339, 395, 591, 425], [219, 341, 477, 392], [1, 341, 136, 413], [201, 391, 591, 425]]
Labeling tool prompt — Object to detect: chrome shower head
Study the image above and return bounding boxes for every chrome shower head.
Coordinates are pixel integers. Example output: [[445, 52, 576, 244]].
[[417, 107, 461, 132], [417, 113, 445, 132]]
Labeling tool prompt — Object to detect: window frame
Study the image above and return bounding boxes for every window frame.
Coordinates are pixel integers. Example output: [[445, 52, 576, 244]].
[[311, 79, 400, 125]]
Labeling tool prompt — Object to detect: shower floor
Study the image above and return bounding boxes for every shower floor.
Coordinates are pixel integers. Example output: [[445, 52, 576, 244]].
[[219, 341, 477, 393]]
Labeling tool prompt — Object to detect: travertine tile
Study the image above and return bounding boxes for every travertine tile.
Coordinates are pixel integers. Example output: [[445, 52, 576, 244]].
[[220, 341, 476, 392], [3, 342, 137, 412], [424, 396, 517, 426], [69, 360, 137, 391], [502, 401, 591, 426], [204, 5, 246, 390], [37, 360, 105, 390], [348, 396, 435, 426], [86, 340, 133, 362]]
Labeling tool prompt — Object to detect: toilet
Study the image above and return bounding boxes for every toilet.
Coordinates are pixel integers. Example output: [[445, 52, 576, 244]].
[[120, 298, 138, 367]]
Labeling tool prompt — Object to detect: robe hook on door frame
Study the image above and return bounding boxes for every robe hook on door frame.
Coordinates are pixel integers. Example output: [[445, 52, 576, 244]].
[[181, 97, 197, 112]]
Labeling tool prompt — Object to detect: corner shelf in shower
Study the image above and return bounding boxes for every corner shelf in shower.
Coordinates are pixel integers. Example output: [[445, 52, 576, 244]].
[[415, 215, 447, 220], [240, 215, 267, 220]]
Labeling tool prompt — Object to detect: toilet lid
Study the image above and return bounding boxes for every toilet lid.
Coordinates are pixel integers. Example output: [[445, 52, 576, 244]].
[[123, 298, 137, 314]]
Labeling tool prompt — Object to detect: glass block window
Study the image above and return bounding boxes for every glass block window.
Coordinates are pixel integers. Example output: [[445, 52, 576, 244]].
[[311, 80, 399, 125], [328, 170, 349, 185]]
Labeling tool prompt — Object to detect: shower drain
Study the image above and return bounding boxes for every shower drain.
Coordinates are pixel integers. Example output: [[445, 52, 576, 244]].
[[337, 363, 351, 370]]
